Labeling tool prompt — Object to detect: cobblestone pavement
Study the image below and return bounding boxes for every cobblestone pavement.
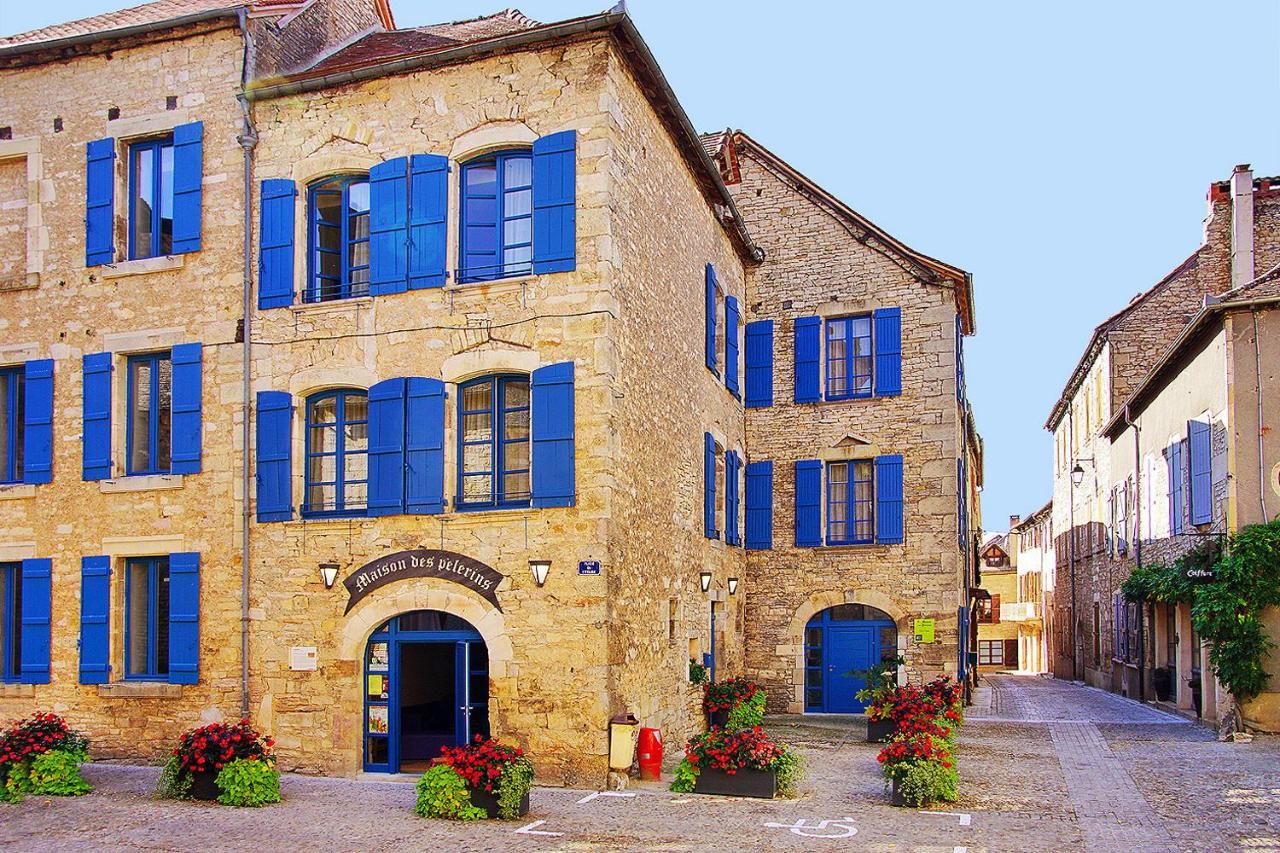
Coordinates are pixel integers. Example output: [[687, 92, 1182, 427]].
[[3, 676, 1277, 852]]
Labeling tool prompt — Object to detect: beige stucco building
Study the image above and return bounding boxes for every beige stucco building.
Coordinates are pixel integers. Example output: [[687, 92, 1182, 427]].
[[0, 1, 982, 783]]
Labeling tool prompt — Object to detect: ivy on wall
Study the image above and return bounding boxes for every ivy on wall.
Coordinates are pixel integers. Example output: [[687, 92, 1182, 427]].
[[1123, 519, 1280, 703]]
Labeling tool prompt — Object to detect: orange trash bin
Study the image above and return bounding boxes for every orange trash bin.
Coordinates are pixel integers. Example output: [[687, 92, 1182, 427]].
[[637, 727, 663, 781]]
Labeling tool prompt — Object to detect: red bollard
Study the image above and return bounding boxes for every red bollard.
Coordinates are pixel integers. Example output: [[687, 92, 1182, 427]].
[[637, 727, 663, 781]]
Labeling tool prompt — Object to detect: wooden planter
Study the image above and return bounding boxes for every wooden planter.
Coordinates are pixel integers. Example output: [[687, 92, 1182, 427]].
[[190, 770, 220, 801], [468, 786, 530, 819], [692, 767, 776, 799], [866, 718, 896, 743]]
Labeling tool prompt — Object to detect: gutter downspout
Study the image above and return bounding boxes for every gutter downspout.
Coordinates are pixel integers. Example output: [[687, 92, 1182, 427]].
[[236, 7, 258, 720], [1068, 408, 1079, 682], [1254, 310, 1269, 523]]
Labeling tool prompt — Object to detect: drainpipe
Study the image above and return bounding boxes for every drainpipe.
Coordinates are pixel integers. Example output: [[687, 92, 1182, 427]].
[[236, 8, 259, 720], [1067, 408, 1078, 682]]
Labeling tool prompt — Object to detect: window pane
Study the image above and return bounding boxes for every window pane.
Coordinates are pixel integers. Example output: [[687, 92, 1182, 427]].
[[0, 568, 8, 676], [310, 424, 336, 454], [126, 562, 149, 676], [130, 359, 153, 472], [466, 163, 497, 192], [506, 187, 531, 217], [503, 217, 531, 247], [504, 156, 531, 188], [504, 381, 529, 409], [132, 146, 155, 258], [156, 356, 172, 471], [344, 420, 368, 452], [349, 237, 369, 271], [504, 408, 530, 442], [503, 440, 529, 472], [344, 452, 368, 483], [347, 181, 370, 215], [158, 144, 174, 255], [345, 482, 367, 509], [311, 395, 338, 424], [503, 244, 532, 271], [462, 474, 491, 502], [806, 627, 822, 646], [343, 394, 368, 423], [156, 562, 170, 677], [463, 442, 491, 473], [463, 382, 492, 414], [315, 190, 342, 225], [308, 481, 335, 512], [503, 471, 530, 500], [0, 374, 9, 480], [463, 412, 492, 441]]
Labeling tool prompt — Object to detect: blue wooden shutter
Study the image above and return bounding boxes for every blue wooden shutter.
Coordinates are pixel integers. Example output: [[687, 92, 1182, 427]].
[[794, 316, 820, 403], [368, 378, 407, 516], [79, 555, 110, 684], [85, 138, 115, 266], [170, 343, 202, 474], [532, 130, 576, 274], [255, 391, 293, 522], [82, 353, 112, 481], [724, 451, 738, 545], [532, 361, 576, 508], [408, 154, 448, 289], [955, 315, 964, 401], [744, 320, 774, 408], [405, 377, 445, 514], [22, 359, 53, 485], [1171, 441, 1185, 535], [171, 121, 204, 255], [370, 157, 409, 296], [258, 179, 296, 309], [704, 433, 717, 538], [875, 454, 905, 544], [705, 264, 719, 373], [725, 296, 740, 397], [19, 558, 51, 684], [1188, 420, 1211, 525], [794, 460, 822, 546], [745, 460, 774, 550], [874, 307, 902, 397], [168, 552, 200, 685]]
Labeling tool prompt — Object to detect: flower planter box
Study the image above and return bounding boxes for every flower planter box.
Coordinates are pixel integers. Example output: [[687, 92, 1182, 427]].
[[468, 786, 530, 819], [692, 767, 776, 799], [866, 718, 896, 743], [191, 770, 220, 801], [708, 709, 730, 729], [889, 777, 907, 807]]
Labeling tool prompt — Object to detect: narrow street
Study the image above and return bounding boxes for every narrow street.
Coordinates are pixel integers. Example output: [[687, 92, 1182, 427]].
[[3, 675, 1276, 851]]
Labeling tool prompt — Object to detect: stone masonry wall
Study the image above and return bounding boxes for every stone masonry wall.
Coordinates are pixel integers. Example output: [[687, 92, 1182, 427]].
[[251, 0, 385, 79]]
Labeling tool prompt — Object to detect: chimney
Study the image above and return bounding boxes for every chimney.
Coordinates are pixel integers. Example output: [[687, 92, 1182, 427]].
[[1009, 514, 1021, 529], [1231, 164, 1255, 289]]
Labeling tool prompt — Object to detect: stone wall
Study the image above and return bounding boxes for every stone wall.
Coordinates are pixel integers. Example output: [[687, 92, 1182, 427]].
[[251, 0, 384, 78]]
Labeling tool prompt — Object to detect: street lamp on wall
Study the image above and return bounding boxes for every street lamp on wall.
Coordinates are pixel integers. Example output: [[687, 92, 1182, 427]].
[[319, 563, 339, 590], [529, 559, 551, 588], [727, 577, 739, 596], [1071, 463, 1085, 487], [699, 570, 712, 594]]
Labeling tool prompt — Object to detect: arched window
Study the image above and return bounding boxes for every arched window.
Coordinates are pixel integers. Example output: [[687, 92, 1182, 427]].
[[304, 389, 368, 516], [308, 175, 370, 302], [457, 374, 530, 508], [459, 150, 532, 283]]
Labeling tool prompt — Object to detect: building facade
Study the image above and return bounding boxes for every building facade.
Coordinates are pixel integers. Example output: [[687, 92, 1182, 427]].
[[0, 2, 980, 783], [1009, 502, 1054, 675], [975, 537, 1017, 671]]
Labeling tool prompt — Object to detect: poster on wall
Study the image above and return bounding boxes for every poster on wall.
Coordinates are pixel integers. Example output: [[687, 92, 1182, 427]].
[[368, 643, 389, 672], [368, 705, 389, 734], [366, 674, 388, 700]]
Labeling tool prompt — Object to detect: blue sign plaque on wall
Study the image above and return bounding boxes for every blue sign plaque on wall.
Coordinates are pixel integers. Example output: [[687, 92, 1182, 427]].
[[578, 560, 601, 576]]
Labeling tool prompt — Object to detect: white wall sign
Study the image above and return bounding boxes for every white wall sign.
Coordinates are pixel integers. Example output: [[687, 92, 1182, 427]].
[[289, 646, 318, 671]]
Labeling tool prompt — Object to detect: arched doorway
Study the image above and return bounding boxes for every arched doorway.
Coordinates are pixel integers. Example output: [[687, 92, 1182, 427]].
[[804, 604, 898, 713], [363, 610, 489, 773]]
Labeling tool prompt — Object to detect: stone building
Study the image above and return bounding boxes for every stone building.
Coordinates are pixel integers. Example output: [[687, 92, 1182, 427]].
[[0, 2, 980, 783], [1044, 165, 1280, 711], [1009, 501, 1054, 674], [975, 535, 1017, 671]]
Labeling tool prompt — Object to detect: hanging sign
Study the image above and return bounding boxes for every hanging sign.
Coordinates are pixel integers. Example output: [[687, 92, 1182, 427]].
[[343, 549, 505, 614], [578, 560, 601, 576], [1183, 565, 1216, 583], [913, 618, 936, 644]]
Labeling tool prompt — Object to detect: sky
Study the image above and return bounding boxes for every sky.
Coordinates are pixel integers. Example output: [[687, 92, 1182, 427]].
[[4, 1, 1279, 532]]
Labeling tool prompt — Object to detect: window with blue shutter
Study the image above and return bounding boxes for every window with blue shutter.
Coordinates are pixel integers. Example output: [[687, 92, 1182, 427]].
[[85, 138, 115, 267], [1188, 420, 1211, 526], [704, 433, 717, 538], [875, 454, 904, 544], [82, 353, 112, 480], [794, 317, 821, 403], [825, 316, 872, 400], [461, 150, 533, 282], [22, 359, 52, 485], [79, 556, 110, 684], [168, 552, 200, 685], [255, 391, 293, 522], [405, 378, 445, 514], [367, 380, 406, 517], [124, 556, 168, 679], [18, 557, 51, 684], [531, 362, 575, 508], [171, 121, 203, 255], [725, 296, 740, 397], [1, 562, 23, 682], [1168, 440, 1185, 535], [459, 375, 532, 509], [745, 460, 773, 550], [127, 135, 176, 260], [873, 307, 902, 397], [795, 459, 822, 546], [259, 179, 297, 309], [705, 264, 719, 375], [724, 450, 741, 546], [170, 343, 202, 475], [532, 131, 576, 275], [0, 366, 24, 484], [408, 154, 448, 290], [126, 351, 172, 475], [744, 320, 774, 408], [305, 389, 369, 516], [955, 314, 964, 401], [309, 175, 371, 302], [369, 158, 408, 296], [826, 460, 874, 545]]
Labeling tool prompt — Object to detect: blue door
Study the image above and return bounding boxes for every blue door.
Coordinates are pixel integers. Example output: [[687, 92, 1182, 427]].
[[804, 604, 898, 713], [363, 610, 488, 773]]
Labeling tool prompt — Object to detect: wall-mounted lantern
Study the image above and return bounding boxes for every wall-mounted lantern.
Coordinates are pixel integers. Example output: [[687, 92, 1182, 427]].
[[320, 563, 340, 590], [530, 559, 551, 588]]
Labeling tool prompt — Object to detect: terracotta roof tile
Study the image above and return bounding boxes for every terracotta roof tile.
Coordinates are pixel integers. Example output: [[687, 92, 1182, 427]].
[[0, 0, 260, 48]]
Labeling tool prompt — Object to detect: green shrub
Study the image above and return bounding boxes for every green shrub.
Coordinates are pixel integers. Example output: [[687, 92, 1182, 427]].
[[688, 659, 709, 685], [669, 758, 698, 793], [27, 749, 91, 797], [155, 755, 193, 800], [496, 757, 534, 820], [725, 690, 766, 731], [772, 747, 804, 798], [896, 760, 959, 807], [414, 764, 486, 821], [214, 758, 281, 807], [2, 761, 33, 804]]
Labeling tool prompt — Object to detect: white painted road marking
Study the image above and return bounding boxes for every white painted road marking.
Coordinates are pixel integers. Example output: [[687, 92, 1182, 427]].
[[763, 818, 859, 839], [922, 811, 972, 826], [576, 791, 638, 804], [513, 820, 563, 837]]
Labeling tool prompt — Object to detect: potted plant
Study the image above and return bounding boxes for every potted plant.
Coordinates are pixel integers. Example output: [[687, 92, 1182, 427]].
[[856, 656, 905, 742], [426, 735, 533, 820], [688, 659, 709, 685], [669, 726, 803, 799], [1152, 666, 1173, 702], [166, 719, 278, 804], [0, 712, 92, 803], [877, 731, 957, 807], [703, 677, 763, 730]]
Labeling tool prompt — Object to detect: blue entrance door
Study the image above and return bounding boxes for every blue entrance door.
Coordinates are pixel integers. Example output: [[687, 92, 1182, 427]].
[[804, 604, 898, 713]]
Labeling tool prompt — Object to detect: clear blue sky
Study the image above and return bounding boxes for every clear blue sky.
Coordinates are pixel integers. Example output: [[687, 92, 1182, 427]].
[[5, 1, 1279, 531]]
